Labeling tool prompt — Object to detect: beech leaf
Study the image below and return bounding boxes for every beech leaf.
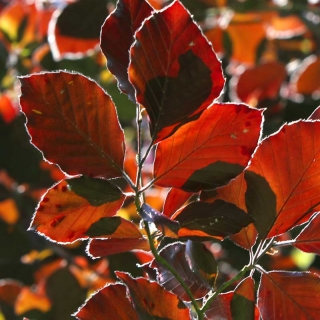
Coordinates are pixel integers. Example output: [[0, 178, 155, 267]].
[[116, 271, 191, 319], [30, 178, 125, 243], [245, 121, 320, 239], [129, 0, 225, 142], [19, 71, 125, 178], [154, 103, 262, 191], [75, 283, 139, 320], [258, 271, 320, 320], [100, 0, 153, 101]]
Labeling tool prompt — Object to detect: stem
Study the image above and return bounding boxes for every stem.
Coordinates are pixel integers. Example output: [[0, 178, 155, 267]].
[[272, 239, 296, 248], [201, 264, 254, 314]]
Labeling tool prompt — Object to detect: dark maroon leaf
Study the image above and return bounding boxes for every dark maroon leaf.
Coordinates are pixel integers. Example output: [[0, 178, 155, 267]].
[[100, 0, 153, 101]]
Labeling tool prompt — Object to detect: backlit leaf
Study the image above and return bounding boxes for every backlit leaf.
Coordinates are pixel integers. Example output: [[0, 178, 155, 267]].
[[151, 241, 217, 301], [154, 103, 263, 191], [75, 283, 139, 320], [231, 277, 255, 320], [245, 121, 320, 239], [129, 0, 225, 142], [204, 292, 233, 320], [30, 179, 125, 243], [48, 0, 108, 60], [19, 71, 125, 178], [201, 173, 257, 250], [258, 271, 320, 320], [0, 279, 22, 306], [294, 213, 320, 255], [100, 0, 153, 101], [116, 271, 191, 319], [88, 237, 150, 257], [173, 200, 254, 240]]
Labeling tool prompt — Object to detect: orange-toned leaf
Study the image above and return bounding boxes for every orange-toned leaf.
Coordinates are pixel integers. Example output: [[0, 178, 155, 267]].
[[100, 0, 153, 101], [116, 272, 191, 319], [30, 178, 125, 243], [48, 0, 108, 60], [0, 198, 19, 224], [258, 271, 320, 320], [245, 121, 320, 239], [15, 287, 51, 315], [201, 173, 257, 250], [204, 292, 233, 320], [154, 103, 262, 191], [0, 93, 17, 123], [294, 213, 320, 254], [151, 241, 217, 301], [173, 200, 254, 240], [162, 188, 194, 218], [75, 283, 139, 320], [19, 71, 125, 178], [231, 277, 255, 320], [129, 0, 224, 143]]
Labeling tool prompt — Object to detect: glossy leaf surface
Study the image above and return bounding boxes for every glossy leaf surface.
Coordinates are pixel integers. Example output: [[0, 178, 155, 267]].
[[258, 271, 320, 320], [245, 121, 320, 239], [30, 179, 125, 243], [151, 241, 217, 301], [154, 103, 262, 191], [75, 283, 139, 320], [201, 173, 257, 250], [49, 0, 108, 60], [129, 0, 224, 142], [173, 200, 254, 240], [100, 0, 153, 101], [294, 213, 320, 254], [231, 277, 255, 320], [19, 72, 125, 178], [117, 272, 190, 319]]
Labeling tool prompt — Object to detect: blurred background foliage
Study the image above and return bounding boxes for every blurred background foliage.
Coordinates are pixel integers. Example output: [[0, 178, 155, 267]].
[[0, 0, 320, 319]]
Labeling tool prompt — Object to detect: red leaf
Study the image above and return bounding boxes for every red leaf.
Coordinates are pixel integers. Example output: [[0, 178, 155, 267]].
[[30, 179, 125, 243], [100, 0, 153, 101], [294, 213, 320, 254], [75, 283, 139, 320], [201, 173, 257, 250], [0, 93, 18, 123], [0, 279, 22, 306], [151, 241, 217, 301], [129, 0, 224, 143], [154, 103, 262, 191], [258, 271, 320, 320], [48, 0, 108, 60], [19, 71, 125, 178], [162, 188, 194, 218], [231, 277, 256, 320], [88, 237, 150, 257], [204, 292, 233, 320], [116, 272, 191, 319], [245, 121, 320, 239]]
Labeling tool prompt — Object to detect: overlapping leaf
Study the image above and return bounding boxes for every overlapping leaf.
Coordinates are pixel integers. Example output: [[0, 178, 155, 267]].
[[204, 292, 233, 320], [30, 177, 125, 243], [258, 271, 320, 319], [294, 213, 320, 254], [100, 0, 153, 101], [201, 173, 257, 250], [245, 121, 320, 239], [129, 0, 225, 142], [154, 103, 263, 191], [231, 277, 256, 320], [75, 283, 139, 320], [162, 188, 194, 217], [19, 71, 125, 178], [151, 241, 217, 301], [173, 200, 254, 240], [116, 272, 191, 319], [48, 0, 108, 60]]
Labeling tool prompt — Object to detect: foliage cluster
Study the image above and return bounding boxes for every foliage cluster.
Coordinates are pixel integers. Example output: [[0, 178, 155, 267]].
[[0, 0, 320, 319]]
